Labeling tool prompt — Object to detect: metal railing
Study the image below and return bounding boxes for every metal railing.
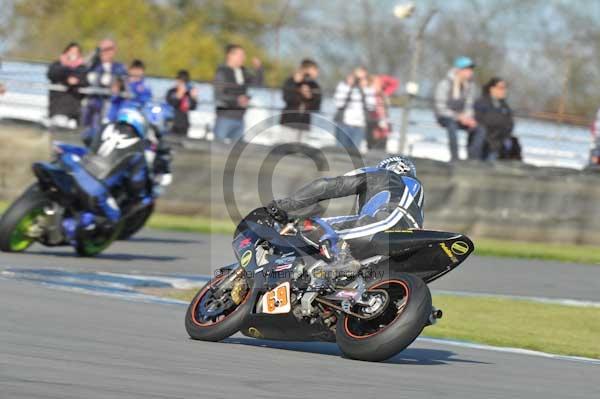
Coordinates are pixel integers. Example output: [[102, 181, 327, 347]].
[[0, 61, 593, 169]]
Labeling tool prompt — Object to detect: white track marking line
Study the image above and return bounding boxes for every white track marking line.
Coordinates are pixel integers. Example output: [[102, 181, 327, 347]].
[[97, 272, 210, 290]]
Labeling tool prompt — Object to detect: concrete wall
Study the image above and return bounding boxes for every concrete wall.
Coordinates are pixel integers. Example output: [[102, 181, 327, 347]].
[[0, 123, 51, 199], [2, 123, 600, 245]]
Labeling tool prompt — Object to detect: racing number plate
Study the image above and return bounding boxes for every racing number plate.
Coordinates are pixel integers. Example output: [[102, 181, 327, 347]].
[[261, 282, 291, 314]]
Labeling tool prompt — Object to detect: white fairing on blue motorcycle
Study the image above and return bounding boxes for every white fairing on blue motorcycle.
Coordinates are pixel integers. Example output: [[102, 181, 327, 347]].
[[97, 123, 140, 157]]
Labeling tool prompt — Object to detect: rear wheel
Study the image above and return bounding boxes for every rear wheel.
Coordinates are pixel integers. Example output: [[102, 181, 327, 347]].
[[0, 185, 51, 252], [185, 272, 252, 342], [335, 270, 432, 362]]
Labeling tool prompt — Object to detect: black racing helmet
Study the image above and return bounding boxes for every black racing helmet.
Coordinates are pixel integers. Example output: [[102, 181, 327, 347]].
[[377, 156, 417, 177]]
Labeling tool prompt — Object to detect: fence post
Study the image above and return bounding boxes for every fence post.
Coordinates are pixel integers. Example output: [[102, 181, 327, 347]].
[[397, 9, 437, 154]]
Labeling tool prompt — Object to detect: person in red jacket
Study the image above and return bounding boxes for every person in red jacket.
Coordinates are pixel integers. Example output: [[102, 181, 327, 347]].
[[367, 75, 398, 151], [166, 70, 198, 136]]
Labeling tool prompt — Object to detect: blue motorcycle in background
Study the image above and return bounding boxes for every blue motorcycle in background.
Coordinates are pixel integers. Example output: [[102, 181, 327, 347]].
[[0, 101, 174, 256]]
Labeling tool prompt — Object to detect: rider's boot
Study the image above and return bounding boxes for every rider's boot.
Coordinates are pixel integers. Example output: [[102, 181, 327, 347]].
[[309, 240, 361, 290], [62, 212, 97, 245]]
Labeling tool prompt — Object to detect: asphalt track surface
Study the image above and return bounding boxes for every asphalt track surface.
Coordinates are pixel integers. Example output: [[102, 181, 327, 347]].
[[1, 229, 599, 398]]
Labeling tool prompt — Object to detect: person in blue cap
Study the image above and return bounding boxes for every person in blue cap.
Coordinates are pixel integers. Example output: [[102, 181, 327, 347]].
[[434, 56, 486, 161]]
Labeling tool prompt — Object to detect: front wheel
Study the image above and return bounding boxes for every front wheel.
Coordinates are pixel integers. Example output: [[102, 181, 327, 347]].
[[185, 272, 252, 342], [335, 271, 432, 362], [118, 203, 154, 240], [0, 184, 51, 252], [75, 221, 123, 257]]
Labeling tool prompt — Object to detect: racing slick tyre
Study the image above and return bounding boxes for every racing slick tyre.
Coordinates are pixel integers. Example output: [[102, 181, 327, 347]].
[[0, 184, 51, 252], [185, 273, 252, 342], [75, 222, 123, 257], [118, 203, 154, 240], [335, 269, 432, 362]]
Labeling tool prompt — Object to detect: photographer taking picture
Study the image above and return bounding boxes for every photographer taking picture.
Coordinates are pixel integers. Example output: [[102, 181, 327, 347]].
[[166, 69, 198, 137], [333, 66, 376, 151], [279, 58, 322, 143]]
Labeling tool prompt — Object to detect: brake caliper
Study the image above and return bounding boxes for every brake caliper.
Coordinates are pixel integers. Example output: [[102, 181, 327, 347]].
[[230, 278, 248, 305]]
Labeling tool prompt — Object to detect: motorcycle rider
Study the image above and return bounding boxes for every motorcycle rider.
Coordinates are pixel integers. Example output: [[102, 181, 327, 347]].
[[61, 107, 151, 245], [267, 156, 423, 285]]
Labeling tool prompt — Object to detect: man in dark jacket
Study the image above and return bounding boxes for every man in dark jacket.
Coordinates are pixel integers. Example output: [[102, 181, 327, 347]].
[[475, 77, 519, 160], [213, 44, 263, 142], [47, 42, 87, 125], [279, 59, 321, 142], [166, 70, 198, 136], [82, 39, 127, 132]]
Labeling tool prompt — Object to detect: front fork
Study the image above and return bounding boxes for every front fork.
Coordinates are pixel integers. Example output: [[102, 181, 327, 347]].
[[212, 265, 246, 298]]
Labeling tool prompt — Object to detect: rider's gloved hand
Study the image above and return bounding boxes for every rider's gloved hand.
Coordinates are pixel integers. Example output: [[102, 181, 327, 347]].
[[266, 201, 288, 224], [155, 173, 172, 187]]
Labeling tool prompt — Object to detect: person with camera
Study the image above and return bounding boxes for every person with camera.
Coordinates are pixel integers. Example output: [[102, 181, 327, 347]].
[[166, 70, 198, 137], [333, 67, 376, 151], [279, 59, 322, 143], [46, 42, 87, 127]]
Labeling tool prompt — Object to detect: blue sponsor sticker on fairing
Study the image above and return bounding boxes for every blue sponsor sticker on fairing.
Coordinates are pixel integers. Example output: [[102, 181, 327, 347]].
[[275, 256, 295, 265]]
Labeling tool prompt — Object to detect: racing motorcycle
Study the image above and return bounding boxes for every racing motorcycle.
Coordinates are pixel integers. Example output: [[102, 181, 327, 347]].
[[0, 102, 173, 256], [185, 207, 474, 362]]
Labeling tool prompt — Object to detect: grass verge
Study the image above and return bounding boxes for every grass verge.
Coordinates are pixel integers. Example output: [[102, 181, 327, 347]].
[[162, 287, 600, 359], [475, 238, 600, 265], [146, 213, 235, 235], [426, 294, 600, 359]]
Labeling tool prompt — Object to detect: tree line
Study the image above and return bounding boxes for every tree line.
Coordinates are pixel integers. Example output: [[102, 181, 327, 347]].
[[2, 0, 600, 121]]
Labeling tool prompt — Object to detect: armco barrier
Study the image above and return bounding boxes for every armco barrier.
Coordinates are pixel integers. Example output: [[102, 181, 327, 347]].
[[2, 123, 600, 245]]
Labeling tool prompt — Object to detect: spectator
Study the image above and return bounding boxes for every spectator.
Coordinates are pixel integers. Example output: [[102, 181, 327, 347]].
[[475, 77, 521, 160], [107, 59, 153, 122], [333, 67, 376, 151], [213, 44, 263, 142], [590, 108, 600, 165], [46, 42, 86, 126], [166, 69, 198, 137], [367, 75, 398, 151], [82, 39, 127, 131], [279, 58, 322, 142], [434, 56, 486, 161], [0, 83, 5, 95]]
